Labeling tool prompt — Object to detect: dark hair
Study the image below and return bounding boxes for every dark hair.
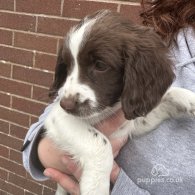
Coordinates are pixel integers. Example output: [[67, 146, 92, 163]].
[[140, 0, 195, 45]]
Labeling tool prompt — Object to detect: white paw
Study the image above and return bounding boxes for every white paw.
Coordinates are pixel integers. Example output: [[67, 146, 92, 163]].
[[164, 87, 195, 117]]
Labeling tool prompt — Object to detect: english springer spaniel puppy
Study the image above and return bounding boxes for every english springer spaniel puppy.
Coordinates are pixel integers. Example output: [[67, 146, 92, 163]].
[[44, 10, 195, 195]]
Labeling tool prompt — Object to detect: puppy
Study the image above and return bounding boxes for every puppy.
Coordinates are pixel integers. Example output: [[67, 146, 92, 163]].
[[44, 10, 195, 195]]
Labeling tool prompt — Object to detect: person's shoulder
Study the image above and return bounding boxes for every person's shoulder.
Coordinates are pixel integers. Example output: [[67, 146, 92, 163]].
[[169, 26, 195, 66]]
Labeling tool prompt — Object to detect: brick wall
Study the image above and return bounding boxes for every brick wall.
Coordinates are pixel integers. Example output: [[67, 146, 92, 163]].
[[0, 0, 141, 194]]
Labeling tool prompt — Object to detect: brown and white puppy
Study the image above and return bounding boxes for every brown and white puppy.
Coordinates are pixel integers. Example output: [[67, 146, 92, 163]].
[[44, 10, 195, 195]]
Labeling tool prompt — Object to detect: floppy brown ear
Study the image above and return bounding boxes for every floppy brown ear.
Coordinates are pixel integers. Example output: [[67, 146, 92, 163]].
[[121, 28, 175, 120], [49, 46, 67, 98]]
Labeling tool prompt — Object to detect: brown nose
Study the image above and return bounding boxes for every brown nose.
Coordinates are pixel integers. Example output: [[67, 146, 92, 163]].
[[60, 96, 77, 111]]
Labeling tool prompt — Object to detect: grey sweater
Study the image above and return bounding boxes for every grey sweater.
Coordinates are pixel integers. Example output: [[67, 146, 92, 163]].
[[22, 27, 195, 195]]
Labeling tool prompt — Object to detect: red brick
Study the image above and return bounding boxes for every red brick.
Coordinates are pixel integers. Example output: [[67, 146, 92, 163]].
[[9, 173, 43, 195], [0, 156, 26, 177], [43, 187, 56, 195], [12, 96, 46, 116], [26, 174, 56, 193], [35, 52, 57, 71], [0, 29, 12, 45], [0, 178, 24, 195], [63, 0, 117, 18], [16, 0, 61, 15], [0, 120, 9, 134], [14, 32, 58, 54], [0, 132, 24, 150], [0, 92, 10, 107], [0, 12, 36, 32], [37, 17, 78, 36], [30, 116, 39, 125], [0, 106, 30, 127], [25, 191, 36, 195], [0, 189, 7, 195], [10, 149, 23, 165], [0, 0, 14, 11], [0, 77, 32, 98], [0, 168, 8, 180], [32, 85, 50, 104], [12, 65, 53, 87], [0, 145, 9, 158], [120, 4, 142, 24], [42, 180, 56, 190], [10, 124, 28, 140], [0, 61, 11, 77], [0, 45, 34, 66]]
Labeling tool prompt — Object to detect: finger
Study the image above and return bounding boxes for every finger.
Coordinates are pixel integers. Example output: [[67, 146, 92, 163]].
[[110, 162, 120, 184], [44, 168, 80, 195]]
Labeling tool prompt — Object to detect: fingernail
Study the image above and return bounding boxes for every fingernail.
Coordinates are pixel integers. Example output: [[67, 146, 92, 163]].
[[43, 170, 52, 178]]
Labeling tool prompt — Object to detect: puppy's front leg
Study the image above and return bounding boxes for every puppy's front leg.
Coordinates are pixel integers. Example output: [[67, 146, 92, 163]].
[[46, 107, 113, 195], [112, 87, 195, 138], [79, 128, 113, 195], [52, 129, 112, 195], [132, 87, 195, 136]]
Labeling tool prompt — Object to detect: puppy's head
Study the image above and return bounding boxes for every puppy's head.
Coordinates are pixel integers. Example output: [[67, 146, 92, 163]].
[[49, 10, 174, 119]]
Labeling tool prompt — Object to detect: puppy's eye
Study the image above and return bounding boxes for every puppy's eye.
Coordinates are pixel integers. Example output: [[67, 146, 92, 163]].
[[94, 60, 108, 72]]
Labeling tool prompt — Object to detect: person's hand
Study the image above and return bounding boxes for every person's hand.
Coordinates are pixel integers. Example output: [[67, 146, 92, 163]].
[[44, 160, 121, 195], [44, 157, 81, 195]]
